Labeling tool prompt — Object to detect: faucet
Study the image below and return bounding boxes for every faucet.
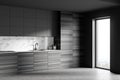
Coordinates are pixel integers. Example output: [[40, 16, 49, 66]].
[[33, 42, 39, 50]]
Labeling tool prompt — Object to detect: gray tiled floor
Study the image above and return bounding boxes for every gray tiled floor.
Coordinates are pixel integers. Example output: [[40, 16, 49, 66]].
[[0, 68, 120, 80]]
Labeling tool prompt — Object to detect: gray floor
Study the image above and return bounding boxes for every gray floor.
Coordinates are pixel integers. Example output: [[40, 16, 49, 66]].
[[0, 68, 120, 80]]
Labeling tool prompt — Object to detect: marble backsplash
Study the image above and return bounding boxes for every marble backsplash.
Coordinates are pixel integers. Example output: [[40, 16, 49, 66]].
[[0, 36, 53, 51]]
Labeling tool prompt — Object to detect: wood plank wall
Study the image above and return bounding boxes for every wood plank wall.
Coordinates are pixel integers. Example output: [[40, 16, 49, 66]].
[[60, 12, 80, 68]]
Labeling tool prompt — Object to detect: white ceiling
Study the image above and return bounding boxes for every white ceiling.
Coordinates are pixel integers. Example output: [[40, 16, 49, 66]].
[[0, 0, 119, 12]]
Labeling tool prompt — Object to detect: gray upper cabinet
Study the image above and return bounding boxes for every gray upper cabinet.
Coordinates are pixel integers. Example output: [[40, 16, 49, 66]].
[[23, 8, 36, 36], [10, 7, 24, 36], [0, 6, 9, 36], [35, 10, 53, 37], [0, 5, 54, 37]]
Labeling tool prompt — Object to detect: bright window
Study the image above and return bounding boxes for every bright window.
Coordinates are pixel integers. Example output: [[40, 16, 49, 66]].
[[95, 17, 110, 69]]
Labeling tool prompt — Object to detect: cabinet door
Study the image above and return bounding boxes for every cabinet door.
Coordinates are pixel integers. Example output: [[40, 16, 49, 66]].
[[0, 52, 17, 74], [48, 51, 61, 70], [10, 7, 24, 36], [34, 52, 48, 72], [0, 6, 9, 36], [23, 8, 36, 36], [61, 51, 73, 68], [35, 10, 52, 37], [17, 52, 34, 73]]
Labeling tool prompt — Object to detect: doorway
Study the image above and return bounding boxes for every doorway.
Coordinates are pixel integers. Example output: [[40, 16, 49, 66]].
[[94, 17, 110, 69]]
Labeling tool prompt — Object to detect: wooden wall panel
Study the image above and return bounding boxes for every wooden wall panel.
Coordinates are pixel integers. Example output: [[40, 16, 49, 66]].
[[60, 12, 80, 68]]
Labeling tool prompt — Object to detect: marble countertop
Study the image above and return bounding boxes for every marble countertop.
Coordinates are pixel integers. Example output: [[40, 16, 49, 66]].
[[0, 50, 73, 53]]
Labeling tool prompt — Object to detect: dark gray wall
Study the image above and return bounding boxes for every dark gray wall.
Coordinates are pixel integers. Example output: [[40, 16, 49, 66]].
[[0, 5, 59, 37], [79, 17, 92, 67], [52, 11, 61, 49], [83, 6, 120, 73]]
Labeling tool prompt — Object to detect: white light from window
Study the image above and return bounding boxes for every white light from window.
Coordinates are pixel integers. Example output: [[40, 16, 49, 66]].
[[96, 18, 110, 69]]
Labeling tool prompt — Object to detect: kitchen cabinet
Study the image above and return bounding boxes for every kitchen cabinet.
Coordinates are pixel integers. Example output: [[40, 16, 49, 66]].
[[0, 52, 17, 73], [17, 52, 34, 73], [10, 7, 24, 36], [0, 50, 76, 73], [23, 8, 36, 36], [0, 6, 9, 36], [0, 5, 54, 36], [34, 52, 48, 72], [47, 51, 61, 70], [17, 51, 61, 72]]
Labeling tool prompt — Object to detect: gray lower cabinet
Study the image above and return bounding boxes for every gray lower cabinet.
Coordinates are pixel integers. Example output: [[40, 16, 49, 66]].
[[33, 51, 61, 71], [0, 50, 76, 73], [0, 52, 17, 74], [17, 52, 34, 73], [17, 51, 61, 73], [48, 51, 61, 70], [34, 52, 48, 72]]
